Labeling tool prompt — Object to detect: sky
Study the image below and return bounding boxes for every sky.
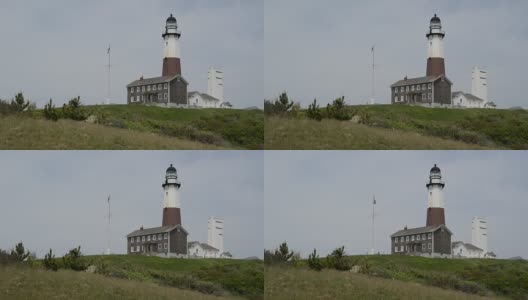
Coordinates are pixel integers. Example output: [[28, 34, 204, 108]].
[[0, 0, 263, 108], [264, 151, 528, 259], [0, 151, 263, 259], [264, 0, 527, 108]]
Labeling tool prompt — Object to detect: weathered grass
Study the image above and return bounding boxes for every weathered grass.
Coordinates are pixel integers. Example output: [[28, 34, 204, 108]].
[[265, 266, 501, 300], [0, 116, 229, 150], [265, 116, 492, 150], [0, 265, 241, 300]]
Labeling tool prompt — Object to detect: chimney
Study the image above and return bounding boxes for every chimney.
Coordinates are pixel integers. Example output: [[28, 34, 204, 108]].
[[404, 225, 408, 231], [140, 75, 144, 81], [404, 76, 408, 81], [140, 225, 144, 230]]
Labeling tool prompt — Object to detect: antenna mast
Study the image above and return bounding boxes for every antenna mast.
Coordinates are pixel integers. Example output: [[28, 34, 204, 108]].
[[106, 195, 111, 255], [106, 45, 112, 105], [370, 46, 376, 105]]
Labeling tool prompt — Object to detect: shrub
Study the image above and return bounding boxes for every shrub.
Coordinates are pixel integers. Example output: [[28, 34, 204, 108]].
[[308, 248, 323, 271], [43, 249, 58, 271], [44, 99, 59, 121], [307, 99, 323, 121], [10, 92, 30, 112], [62, 96, 88, 121], [10, 242, 30, 262], [326, 246, 351, 271], [264, 242, 295, 264], [264, 93, 294, 115], [62, 246, 88, 271], [326, 97, 351, 121]]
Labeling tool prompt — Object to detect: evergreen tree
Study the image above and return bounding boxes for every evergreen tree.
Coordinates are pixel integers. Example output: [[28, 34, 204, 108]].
[[307, 98, 323, 121], [43, 249, 58, 271], [44, 99, 59, 121], [10, 242, 30, 262], [308, 248, 323, 271]]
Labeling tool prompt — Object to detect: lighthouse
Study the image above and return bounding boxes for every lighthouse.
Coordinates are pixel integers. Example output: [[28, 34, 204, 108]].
[[426, 14, 446, 77], [426, 164, 446, 227], [162, 164, 182, 226], [162, 14, 182, 77]]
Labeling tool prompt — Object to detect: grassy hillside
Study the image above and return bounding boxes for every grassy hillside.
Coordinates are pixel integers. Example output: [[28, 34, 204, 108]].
[[1, 104, 263, 149], [0, 116, 228, 150], [265, 266, 498, 300], [265, 105, 528, 149], [0, 265, 240, 300], [85, 255, 263, 300], [275, 255, 528, 299]]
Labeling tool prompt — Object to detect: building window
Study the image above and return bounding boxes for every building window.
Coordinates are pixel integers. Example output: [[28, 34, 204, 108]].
[[428, 93, 432, 99], [130, 237, 134, 243], [142, 86, 145, 92], [428, 233, 432, 239], [406, 86, 409, 92], [428, 83, 432, 89], [417, 235, 421, 241], [400, 236, 404, 242], [428, 243, 432, 249], [130, 247, 134, 253], [158, 84, 162, 90], [411, 235, 415, 241], [164, 93, 168, 99], [400, 96, 404, 102], [136, 245, 140, 252], [136, 237, 140, 242], [394, 97, 398, 102], [136, 87, 140, 92], [422, 234, 426, 240], [141, 245, 143, 251], [153, 235, 156, 241], [400, 87, 404, 92], [164, 233, 168, 239], [400, 245, 404, 252], [153, 85, 157, 91], [422, 84, 426, 90], [142, 236, 145, 242], [164, 243, 168, 249], [417, 85, 421, 91], [147, 85, 151, 91], [157, 234, 162, 240], [411, 85, 415, 91], [394, 246, 398, 253], [130, 87, 134, 93], [164, 83, 168, 89], [158, 94, 162, 100], [158, 244, 162, 250], [422, 244, 426, 251], [147, 235, 151, 241], [406, 236, 409, 242], [394, 237, 398, 243]]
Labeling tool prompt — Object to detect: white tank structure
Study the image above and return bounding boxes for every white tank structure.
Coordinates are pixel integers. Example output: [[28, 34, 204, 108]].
[[426, 164, 446, 227], [471, 216, 488, 253], [207, 67, 224, 103], [162, 164, 182, 226], [162, 14, 182, 77], [472, 67, 488, 102], [426, 14, 446, 77], [207, 216, 224, 254]]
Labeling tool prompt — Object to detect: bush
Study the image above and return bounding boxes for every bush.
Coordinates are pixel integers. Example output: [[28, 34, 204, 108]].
[[307, 99, 323, 121], [62, 246, 88, 271], [308, 248, 323, 271], [44, 99, 59, 121], [326, 97, 351, 121], [43, 248, 58, 271], [326, 246, 351, 271], [264, 242, 295, 265], [62, 96, 88, 121], [10, 92, 30, 112], [265, 92, 294, 115], [10, 242, 31, 262]]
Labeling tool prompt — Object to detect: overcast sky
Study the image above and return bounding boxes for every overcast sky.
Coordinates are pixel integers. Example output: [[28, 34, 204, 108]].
[[264, 0, 527, 108], [265, 151, 528, 259], [0, 0, 263, 108], [0, 151, 263, 259]]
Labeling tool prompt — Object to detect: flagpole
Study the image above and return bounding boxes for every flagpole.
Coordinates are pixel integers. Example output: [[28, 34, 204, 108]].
[[106, 195, 111, 255], [371, 46, 375, 105], [107, 45, 111, 105], [371, 195, 375, 255]]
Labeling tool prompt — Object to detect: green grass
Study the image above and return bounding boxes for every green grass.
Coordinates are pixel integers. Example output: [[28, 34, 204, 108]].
[[2, 104, 263, 149], [265, 266, 500, 300], [282, 255, 528, 299], [265, 105, 528, 149], [0, 116, 228, 150], [265, 116, 492, 149], [86, 255, 263, 300], [0, 265, 240, 300]]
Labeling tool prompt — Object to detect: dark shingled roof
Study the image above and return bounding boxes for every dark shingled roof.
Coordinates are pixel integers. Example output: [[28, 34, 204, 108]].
[[188, 241, 219, 251], [391, 75, 451, 88], [452, 241, 483, 252], [452, 92, 485, 102], [188, 91, 221, 102], [390, 225, 452, 237], [126, 225, 188, 237], [126, 75, 188, 87]]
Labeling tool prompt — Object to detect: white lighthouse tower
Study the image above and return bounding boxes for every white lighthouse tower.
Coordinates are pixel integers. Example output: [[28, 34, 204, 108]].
[[207, 67, 224, 103], [471, 216, 488, 253], [426, 164, 446, 227], [207, 216, 224, 254], [472, 67, 488, 102], [162, 14, 182, 77], [426, 14, 446, 77], [162, 164, 182, 226]]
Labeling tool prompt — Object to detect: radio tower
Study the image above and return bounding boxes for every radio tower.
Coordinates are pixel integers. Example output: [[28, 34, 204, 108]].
[[369, 46, 376, 105], [106, 45, 112, 105], [106, 195, 111, 255], [370, 195, 376, 255]]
